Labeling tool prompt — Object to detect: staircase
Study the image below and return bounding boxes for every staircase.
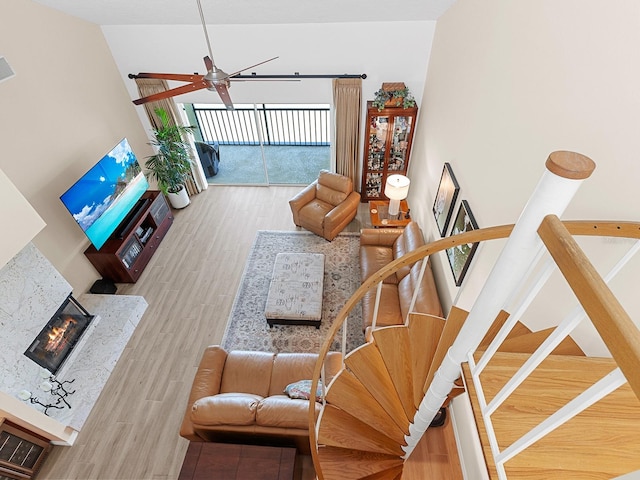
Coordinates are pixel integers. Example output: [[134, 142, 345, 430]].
[[313, 309, 640, 479], [308, 152, 640, 479], [316, 314, 445, 479]]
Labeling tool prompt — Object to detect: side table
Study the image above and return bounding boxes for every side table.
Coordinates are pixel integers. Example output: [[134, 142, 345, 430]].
[[178, 442, 297, 480], [369, 200, 411, 228]]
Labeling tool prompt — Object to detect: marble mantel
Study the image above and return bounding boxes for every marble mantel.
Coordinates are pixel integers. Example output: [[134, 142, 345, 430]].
[[0, 242, 147, 440]]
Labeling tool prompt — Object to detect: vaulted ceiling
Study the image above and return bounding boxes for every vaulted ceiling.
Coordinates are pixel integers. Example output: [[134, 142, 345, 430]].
[[32, 0, 457, 25]]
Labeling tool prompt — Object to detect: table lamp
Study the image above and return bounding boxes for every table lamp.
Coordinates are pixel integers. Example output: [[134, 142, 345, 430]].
[[384, 174, 410, 217]]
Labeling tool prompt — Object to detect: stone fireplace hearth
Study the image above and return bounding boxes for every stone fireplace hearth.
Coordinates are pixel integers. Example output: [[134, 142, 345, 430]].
[[24, 294, 94, 375], [0, 243, 147, 438]]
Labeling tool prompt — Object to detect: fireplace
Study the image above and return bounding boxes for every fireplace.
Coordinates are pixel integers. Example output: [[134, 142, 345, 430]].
[[24, 295, 94, 374]]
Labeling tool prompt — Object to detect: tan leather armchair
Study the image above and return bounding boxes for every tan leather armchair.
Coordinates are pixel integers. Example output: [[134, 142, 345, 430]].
[[289, 170, 360, 241]]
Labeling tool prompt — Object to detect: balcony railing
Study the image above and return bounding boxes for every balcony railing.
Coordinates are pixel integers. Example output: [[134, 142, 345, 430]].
[[192, 103, 330, 146]]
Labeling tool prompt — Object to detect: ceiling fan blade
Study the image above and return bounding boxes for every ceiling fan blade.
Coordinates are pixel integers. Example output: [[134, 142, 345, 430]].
[[132, 79, 209, 105], [134, 72, 205, 83], [227, 56, 279, 78], [213, 82, 234, 110], [203, 56, 214, 71]]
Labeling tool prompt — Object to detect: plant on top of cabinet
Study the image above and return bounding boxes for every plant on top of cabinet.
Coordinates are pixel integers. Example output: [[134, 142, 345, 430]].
[[373, 82, 416, 111]]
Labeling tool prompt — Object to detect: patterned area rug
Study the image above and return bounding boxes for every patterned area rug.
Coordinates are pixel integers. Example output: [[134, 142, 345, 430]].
[[222, 231, 365, 354]]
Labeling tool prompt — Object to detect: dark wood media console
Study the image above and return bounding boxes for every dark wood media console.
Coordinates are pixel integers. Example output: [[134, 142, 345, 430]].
[[84, 190, 173, 283]]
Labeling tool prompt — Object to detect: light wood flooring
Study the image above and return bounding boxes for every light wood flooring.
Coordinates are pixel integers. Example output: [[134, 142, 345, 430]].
[[38, 185, 462, 480]]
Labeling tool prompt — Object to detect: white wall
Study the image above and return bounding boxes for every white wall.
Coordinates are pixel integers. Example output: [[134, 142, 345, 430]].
[[407, 0, 640, 354], [0, 1, 162, 294], [0, 168, 45, 269], [102, 21, 436, 132]]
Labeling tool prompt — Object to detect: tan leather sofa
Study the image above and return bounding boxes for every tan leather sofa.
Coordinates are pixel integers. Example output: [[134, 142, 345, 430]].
[[359, 222, 443, 335], [289, 170, 360, 241], [180, 346, 342, 453]]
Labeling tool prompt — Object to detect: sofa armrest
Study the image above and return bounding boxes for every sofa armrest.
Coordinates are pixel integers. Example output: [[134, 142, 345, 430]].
[[289, 181, 318, 225], [325, 191, 360, 226], [324, 351, 343, 383], [180, 345, 228, 441], [359, 228, 404, 247]]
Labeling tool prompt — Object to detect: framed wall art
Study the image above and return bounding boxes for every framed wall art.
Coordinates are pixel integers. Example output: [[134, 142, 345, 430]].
[[432, 162, 460, 237], [446, 200, 479, 286]]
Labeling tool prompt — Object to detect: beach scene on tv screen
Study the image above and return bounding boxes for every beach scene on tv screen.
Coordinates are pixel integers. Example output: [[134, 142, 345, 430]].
[[60, 138, 149, 250]]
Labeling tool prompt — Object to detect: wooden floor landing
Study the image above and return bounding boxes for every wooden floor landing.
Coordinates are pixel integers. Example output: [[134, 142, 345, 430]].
[[463, 352, 640, 479]]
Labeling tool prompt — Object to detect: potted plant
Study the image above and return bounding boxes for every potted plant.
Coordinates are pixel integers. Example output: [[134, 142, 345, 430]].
[[145, 108, 196, 209], [372, 83, 417, 111]]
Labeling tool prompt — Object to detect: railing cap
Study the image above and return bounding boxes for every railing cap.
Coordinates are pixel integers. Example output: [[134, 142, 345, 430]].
[[545, 151, 596, 180]]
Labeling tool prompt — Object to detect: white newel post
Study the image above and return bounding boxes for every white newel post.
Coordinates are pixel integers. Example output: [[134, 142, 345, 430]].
[[403, 152, 596, 456]]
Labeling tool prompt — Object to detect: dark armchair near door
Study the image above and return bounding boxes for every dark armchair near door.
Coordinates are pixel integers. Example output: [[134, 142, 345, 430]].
[[289, 170, 360, 241], [195, 141, 220, 177]]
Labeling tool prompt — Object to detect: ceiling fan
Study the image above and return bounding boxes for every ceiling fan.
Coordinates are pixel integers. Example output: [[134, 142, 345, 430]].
[[129, 0, 277, 110]]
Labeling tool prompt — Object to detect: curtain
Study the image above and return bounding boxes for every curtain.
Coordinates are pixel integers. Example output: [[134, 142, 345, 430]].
[[134, 78, 207, 195], [332, 78, 362, 191]]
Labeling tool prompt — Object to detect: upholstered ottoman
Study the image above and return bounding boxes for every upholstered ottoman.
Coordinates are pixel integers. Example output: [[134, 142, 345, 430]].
[[264, 252, 324, 328]]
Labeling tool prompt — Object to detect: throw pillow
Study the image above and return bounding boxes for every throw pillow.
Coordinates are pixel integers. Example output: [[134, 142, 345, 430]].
[[284, 380, 324, 402]]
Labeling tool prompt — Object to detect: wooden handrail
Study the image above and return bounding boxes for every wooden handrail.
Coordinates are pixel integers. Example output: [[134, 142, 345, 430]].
[[561, 220, 640, 238], [308, 219, 640, 478], [538, 215, 640, 400]]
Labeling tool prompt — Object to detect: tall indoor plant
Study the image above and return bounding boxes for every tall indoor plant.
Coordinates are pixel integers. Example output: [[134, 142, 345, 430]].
[[145, 108, 195, 209]]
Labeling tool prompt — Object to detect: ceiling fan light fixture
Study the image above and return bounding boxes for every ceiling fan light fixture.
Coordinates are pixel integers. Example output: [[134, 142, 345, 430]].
[[204, 69, 230, 83]]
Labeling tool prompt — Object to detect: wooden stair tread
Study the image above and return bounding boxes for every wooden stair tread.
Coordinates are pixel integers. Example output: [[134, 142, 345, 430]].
[[372, 326, 415, 419], [423, 306, 467, 395], [318, 405, 405, 456], [479, 310, 517, 349], [359, 465, 403, 480], [478, 312, 584, 356], [463, 352, 640, 479], [345, 343, 410, 430], [499, 327, 585, 356], [326, 369, 408, 441], [316, 446, 403, 480], [408, 313, 445, 409]]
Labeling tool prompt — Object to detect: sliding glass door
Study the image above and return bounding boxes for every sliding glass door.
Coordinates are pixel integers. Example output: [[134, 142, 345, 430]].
[[185, 103, 330, 186]]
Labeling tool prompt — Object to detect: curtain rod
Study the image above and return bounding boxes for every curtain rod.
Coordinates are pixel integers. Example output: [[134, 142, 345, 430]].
[[128, 73, 366, 80], [233, 73, 367, 79]]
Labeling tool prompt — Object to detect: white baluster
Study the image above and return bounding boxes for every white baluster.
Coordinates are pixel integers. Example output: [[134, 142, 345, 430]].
[[370, 281, 383, 333]]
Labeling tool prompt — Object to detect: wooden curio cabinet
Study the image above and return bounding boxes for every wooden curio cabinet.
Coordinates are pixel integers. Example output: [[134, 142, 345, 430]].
[[360, 101, 418, 202]]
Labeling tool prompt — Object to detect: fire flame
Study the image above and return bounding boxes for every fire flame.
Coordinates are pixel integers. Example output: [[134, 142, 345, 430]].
[[44, 317, 77, 352]]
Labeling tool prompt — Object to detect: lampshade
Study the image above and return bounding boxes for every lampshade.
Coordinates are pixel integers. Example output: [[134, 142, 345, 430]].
[[384, 174, 410, 200], [384, 174, 410, 216]]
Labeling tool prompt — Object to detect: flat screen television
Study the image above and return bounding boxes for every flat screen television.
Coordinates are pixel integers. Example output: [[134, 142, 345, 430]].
[[60, 138, 149, 250]]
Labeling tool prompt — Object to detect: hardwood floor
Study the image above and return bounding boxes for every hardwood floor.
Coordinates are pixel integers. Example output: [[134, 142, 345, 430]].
[[38, 186, 461, 480], [403, 412, 463, 480]]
